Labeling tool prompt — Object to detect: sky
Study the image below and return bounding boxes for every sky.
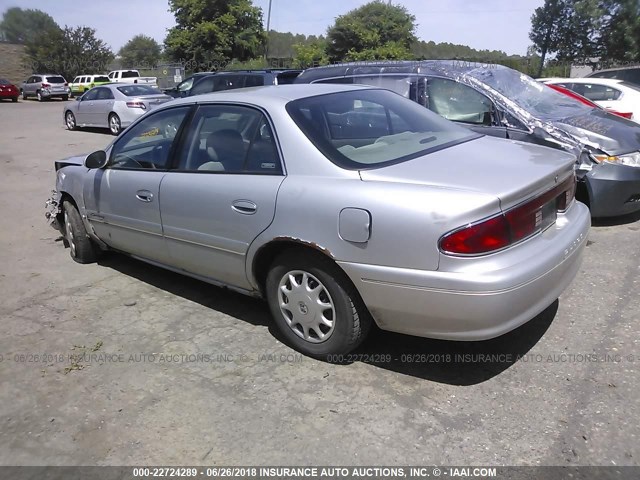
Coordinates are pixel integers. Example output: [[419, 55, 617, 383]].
[[0, 0, 545, 56]]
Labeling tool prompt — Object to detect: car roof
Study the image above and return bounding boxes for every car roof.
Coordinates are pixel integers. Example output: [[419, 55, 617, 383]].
[[587, 65, 640, 74], [163, 83, 373, 107], [295, 60, 508, 83]]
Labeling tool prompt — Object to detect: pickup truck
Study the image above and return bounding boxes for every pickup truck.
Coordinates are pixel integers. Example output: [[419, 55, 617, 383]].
[[107, 70, 157, 87]]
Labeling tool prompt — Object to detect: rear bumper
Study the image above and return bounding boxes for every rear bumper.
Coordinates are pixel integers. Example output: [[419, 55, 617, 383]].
[[0, 90, 18, 98], [586, 162, 640, 217], [338, 201, 591, 341]]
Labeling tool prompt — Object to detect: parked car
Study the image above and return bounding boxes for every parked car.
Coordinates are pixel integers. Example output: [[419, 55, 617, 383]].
[[163, 72, 214, 98], [296, 61, 640, 218], [188, 69, 301, 96], [21, 74, 70, 101], [46, 84, 590, 357], [69, 74, 111, 97], [540, 77, 640, 122], [63, 84, 172, 135], [107, 70, 157, 87], [0, 78, 19, 102], [586, 66, 640, 86], [544, 83, 634, 120]]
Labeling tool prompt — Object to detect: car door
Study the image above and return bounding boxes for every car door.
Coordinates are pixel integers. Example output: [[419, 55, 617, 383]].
[[82, 106, 192, 263], [75, 88, 100, 125], [27, 76, 39, 96], [159, 104, 285, 289], [425, 76, 507, 138], [92, 87, 116, 127]]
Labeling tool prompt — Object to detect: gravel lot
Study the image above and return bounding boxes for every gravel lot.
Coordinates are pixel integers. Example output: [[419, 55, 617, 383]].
[[0, 99, 639, 467]]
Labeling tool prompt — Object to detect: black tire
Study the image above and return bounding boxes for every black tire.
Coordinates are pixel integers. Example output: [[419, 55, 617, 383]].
[[12, 97, 18, 103], [62, 95, 69, 101], [37, 90, 44, 102], [265, 251, 371, 358], [65, 111, 76, 131], [62, 200, 99, 264], [22, 91, 27, 100], [109, 113, 121, 135]]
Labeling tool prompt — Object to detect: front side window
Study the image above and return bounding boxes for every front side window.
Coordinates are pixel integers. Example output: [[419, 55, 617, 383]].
[[286, 89, 477, 169], [427, 77, 494, 125], [176, 104, 281, 174], [82, 89, 100, 101], [110, 107, 191, 170], [189, 77, 215, 96]]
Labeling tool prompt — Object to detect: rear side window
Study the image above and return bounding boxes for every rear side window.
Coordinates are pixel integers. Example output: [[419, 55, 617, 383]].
[[275, 71, 301, 84], [117, 85, 161, 96], [243, 75, 264, 87], [46, 76, 66, 83], [176, 104, 282, 174], [94, 76, 109, 83], [571, 83, 622, 101], [121, 71, 139, 78]]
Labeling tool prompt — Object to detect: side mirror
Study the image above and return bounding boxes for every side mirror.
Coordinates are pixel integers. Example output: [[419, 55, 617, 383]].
[[84, 150, 108, 169]]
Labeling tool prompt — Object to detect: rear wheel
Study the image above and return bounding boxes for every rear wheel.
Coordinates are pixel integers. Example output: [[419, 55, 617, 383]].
[[62, 200, 99, 264], [11, 97, 18, 103], [265, 251, 371, 358], [109, 113, 121, 135], [62, 95, 69, 101], [65, 111, 76, 130], [36, 90, 44, 102]]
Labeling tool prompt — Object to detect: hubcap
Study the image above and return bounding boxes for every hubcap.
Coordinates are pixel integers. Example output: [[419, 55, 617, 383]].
[[278, 270, 336, 343], [66, 113, 75, 129], [110, 116, 119, 133], [64, 211, 76, 257]]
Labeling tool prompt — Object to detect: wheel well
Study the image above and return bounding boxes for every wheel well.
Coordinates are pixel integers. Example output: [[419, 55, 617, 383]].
[[57, 192, 77, 225], [252, 241, 338, 295]]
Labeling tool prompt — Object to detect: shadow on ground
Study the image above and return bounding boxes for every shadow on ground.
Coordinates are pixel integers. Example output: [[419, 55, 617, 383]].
[[99, 252, 557, 386]]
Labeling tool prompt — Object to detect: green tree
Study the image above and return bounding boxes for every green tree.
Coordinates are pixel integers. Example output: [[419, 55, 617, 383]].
[[326, 1, 416, 63], [292, 41, 329, 68], [598, 0, 640, 63], [0, 7, 60, 44], [118, 34, 162, 69], [25, 26, 114, 79], [164, 0, 265, 71], [529, 0, 570, 76]]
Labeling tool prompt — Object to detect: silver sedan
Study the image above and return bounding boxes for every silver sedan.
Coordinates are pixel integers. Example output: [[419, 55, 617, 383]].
[[63, 84, 172, 135], [46, 84, 590, 357]]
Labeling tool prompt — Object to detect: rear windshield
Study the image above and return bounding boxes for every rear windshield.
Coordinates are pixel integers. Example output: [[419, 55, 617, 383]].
[[46, 76, 66, 83], [276, 71, 301, 84], [94, 76, 109, 83], [621, 81, 640, 93], [286, 88, 478, 170], [117, 85, 162, 96], [0, 78, 10, 85], [121, 71, 140, 78]]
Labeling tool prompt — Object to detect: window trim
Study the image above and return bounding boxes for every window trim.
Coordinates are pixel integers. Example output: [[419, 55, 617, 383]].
[[167, 102, 286, 176]]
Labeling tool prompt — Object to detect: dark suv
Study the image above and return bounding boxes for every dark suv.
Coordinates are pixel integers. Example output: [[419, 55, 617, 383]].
[[586, 66, 640, 86], [188, 70, 301, 97]]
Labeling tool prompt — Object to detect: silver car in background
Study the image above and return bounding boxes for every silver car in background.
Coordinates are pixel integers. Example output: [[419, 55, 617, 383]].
[[21, 74, 70, 101], [47, 84, 590, 358], [63, 84, 172, 135]]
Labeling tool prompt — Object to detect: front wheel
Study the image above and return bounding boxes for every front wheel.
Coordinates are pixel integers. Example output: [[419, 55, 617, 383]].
[[21, 90, 27, 100], [65, 111, 76, 130], [109, 113, 121, 135], [266, 252, 371, 358], [62, 200, 99, 264]]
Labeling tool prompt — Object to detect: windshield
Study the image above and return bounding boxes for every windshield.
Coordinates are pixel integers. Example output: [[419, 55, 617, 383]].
[[117, 85, 162, 96], [286, 89, 479, 170], [466, 67, 593, 120], [46, 76, 66, 84], [121, 71, 140, 78]]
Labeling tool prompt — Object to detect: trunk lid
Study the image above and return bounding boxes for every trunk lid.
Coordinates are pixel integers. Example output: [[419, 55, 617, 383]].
[[359, 135, 576, 210], [137, 95, 172, 110]]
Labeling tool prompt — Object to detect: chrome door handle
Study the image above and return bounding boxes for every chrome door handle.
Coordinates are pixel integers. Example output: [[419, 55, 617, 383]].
[[231, 200, 257, 215], [136, 190, 154, 203]]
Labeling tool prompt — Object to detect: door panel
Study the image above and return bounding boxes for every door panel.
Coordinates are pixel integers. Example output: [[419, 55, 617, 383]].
[[84, 169, 169, 262], [159, 174, 283, 289]]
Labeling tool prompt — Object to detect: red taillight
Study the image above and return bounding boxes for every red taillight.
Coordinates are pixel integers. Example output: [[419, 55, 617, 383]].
[[440, 174, 576, 256], [126, 101, 146, 109], [64, 82, 68, 86], [41, 83, 51, 88]]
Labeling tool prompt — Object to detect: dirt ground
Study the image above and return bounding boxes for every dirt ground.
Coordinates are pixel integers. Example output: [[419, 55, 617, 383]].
[[0, 99, 639, 467]]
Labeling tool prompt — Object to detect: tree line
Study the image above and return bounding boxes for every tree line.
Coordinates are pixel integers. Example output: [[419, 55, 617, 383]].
[[1, 0, 636, 81]]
